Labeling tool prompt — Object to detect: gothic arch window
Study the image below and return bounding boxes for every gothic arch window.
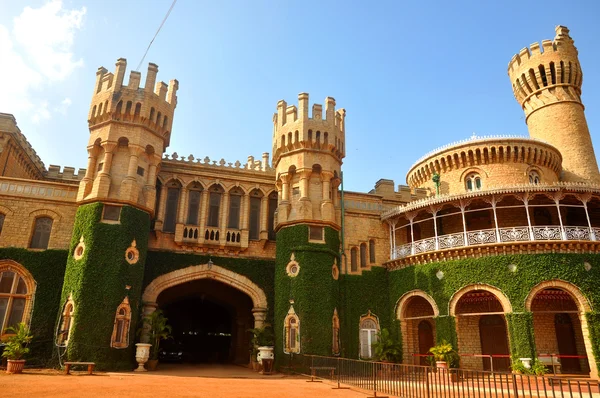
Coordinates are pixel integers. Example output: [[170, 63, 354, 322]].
[[57, 297, 75, 346], [163, 180, 181, 233], [267, 192, 278, 241], [0, 213, 5, 237], [369, 240, 376, 264], [227, 187, 243, 229], [30, 217, 53, 249], [350, 247, 358, 272], [0, 263, 35, 336], [249, 189, 263, 240], [332, 309, 340, 355], [465, 173, 482, 192], [529, 170, 541, 185], [186, 182, 203, 225], [359, 314, 379, 359], [111, 297, 131, 348], [284, 307, 300, 354], [207, 185, 224, 228], [360, 243, 367, 268]]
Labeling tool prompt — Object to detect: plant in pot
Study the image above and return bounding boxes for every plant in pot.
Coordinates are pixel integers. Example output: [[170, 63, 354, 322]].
[[248, 326, 274, 373], [429, 340, 455, 370], [2, 323, 33, 374], [142, 310, 171, 371], [372, 328, 402, 363]]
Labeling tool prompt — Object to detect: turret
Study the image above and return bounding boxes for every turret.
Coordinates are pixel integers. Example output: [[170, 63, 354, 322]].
[[272, 93, 345, 229], [508, 26, 600, 183], [78, 58, 179, 211]]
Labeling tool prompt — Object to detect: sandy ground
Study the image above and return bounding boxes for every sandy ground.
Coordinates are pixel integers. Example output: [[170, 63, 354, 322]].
[[0, 364, 370, 398]]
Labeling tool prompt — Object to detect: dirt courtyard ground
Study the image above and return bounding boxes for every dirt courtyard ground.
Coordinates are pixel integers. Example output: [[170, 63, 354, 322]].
[[0, 364, 370, 398]]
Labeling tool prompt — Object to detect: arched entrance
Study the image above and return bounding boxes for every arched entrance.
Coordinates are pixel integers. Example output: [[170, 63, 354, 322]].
[[451, 285, 511, 371], [397, 291, 439, 365], [526, 281, 592, 375], [142, 264, 268, 365]]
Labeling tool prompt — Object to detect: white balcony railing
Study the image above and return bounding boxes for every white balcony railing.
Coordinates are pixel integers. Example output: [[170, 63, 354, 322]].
[[392, 225, 598, 260]]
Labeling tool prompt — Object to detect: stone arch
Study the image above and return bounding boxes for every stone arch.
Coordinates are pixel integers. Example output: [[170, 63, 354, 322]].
[[0, 260, 37, 332], [458, 166, 489, 182], [395, 289, 440, 320], [449, 283, 512, 316], [0, 204, 14, 216], [143, 263, 268, 311], [525, 279, 592, 312], [29, 208, 62, 221]]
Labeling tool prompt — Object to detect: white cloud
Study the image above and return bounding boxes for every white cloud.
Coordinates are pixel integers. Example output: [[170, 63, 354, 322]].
[[54, 97, 72, 115], [0, 1, 86, 120]]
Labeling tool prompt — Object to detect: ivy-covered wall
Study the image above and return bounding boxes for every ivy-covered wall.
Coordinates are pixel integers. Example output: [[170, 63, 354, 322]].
[[0, 248, 67, 366], [388, 253, 600, 372], [274, 225, 340, 362], [59, 203, 150, 370]]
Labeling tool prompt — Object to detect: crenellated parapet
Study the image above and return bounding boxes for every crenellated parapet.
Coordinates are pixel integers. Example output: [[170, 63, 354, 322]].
[[88, 58, 178, 149], [271, 93, 345, 167], [45, 165, 86, 182]]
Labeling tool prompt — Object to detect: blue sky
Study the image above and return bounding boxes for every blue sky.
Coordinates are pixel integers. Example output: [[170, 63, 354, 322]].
[[1, 0, 600, 193]]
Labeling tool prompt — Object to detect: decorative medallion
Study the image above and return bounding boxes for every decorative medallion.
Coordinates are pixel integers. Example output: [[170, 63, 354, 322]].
[[73, 236, 85, 260], [286, 252, 300, 277], [125, 239, 140, 265]]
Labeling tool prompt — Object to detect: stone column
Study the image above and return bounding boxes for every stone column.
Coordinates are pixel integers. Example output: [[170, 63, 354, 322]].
[[321, 171, 335, 222], [155, 184, 168, 229], [120, 145, 145, 203], [298, 169, 313, 219], [77, 145, 101, 201], [252, 307, 267, 329], [140, 302, 158, 344], [220, 192, 230, 238], [259, 195, 268, 239], [281, 173, 290, 202], [92, 141, 117, 198], [177, 187, 188, 224], [198, 190, 209, 238], [143, 154, 161, 211]]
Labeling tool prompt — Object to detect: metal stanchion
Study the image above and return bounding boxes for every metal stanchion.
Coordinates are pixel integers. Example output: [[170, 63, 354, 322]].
[[332, 357, 350, 390]]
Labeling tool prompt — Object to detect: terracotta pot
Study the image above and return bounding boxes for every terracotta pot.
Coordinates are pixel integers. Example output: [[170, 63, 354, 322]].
[[436, 361, 448, 369], [146, 359, 159, 371], [7, 359, 26, 374]]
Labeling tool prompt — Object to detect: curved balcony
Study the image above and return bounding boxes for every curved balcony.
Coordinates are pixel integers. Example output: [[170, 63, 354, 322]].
[[383, 183, 600, 267]]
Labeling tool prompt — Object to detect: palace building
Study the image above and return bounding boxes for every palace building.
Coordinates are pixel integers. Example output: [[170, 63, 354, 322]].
[[0, 25, 599, 377]]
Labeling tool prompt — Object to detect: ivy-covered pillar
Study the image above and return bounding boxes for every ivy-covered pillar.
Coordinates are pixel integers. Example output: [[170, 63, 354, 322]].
[[434, 315, 458, 349], [58, 203, 150, 370], [506, 312, 536, 359], [585, 312, 600, 379]]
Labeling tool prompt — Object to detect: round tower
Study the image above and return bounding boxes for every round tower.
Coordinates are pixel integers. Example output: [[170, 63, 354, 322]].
[[273, 93, 345, 360], [508, 25, 600, 183]]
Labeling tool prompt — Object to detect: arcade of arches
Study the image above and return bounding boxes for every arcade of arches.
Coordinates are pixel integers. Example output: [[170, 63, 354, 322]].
[[397, 282, 595, 376]]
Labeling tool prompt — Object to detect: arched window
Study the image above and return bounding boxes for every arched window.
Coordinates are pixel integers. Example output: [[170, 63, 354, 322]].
[[360, 243, 367, 268], [111, 297, 131, 348], [350, 247, 358, 272], [0, 213, 5, 237], [57, 297, 75, 346], [249, 189, 263, 240], [0, 265, 34, 336], [267, 192, 278, 241], [369, 240, 376, 264], [207, 185, 224, 228], [465, 173, 482, 192], [134, 102, 141, 117], [332, 309, 340, 355], [30, 217, 53, 249], [149, 107, 155, 122], [186, 182, 203, 225], [227, 187, 243, 229], [529, 171, 541, 185], [284, 307, 300, 354], [125, 101, 132, 115], [359, 314, 379, 359], [163, 180, 181, 233]]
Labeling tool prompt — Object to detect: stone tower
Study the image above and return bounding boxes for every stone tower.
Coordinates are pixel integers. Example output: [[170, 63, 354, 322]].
[[272, 93, 345, 360], [508, 26, 600, 183], [58, 59, 178, 368]]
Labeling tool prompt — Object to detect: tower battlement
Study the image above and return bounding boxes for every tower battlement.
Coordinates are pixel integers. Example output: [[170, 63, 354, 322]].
[[272, 93, 346, 167], [88, 58, 178, 148], [508, 26, 582, 116]]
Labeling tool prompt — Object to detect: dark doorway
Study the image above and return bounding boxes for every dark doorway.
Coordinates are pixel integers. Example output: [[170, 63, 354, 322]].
[[418, 321, 434, 366], [157, 279, 254, 365], [555, 313, 581, 373], [479, 315, 510, 371]]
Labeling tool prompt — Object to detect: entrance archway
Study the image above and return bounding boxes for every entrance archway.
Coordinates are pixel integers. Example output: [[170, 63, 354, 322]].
[[451, 285, 511, 371], [142, 264, 268, 365], [396, 290, 439, 365], [526, 281, 592, 375]]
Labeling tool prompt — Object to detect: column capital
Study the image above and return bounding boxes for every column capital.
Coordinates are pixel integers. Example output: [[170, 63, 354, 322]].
[[321, 170, 335, 181], [101, 141, 118, 153], [129, 144, 146, 157]]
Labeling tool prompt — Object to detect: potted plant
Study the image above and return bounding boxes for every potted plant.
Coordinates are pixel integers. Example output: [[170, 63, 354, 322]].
[[248, 326, 274, 373], [372, 328, 402, 363], [429, 340, 455, 369], [2, 323, 33, 374], [142, 310, 171, 371]]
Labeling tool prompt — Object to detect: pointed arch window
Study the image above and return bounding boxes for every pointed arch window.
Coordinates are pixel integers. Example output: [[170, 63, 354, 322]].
[[465, 173, 482, 192], [111, 297, 131, 348], [529, 170, 541, 185], [267, 192, 278, 241], [57, 297, 75, 346], [0, 264, 34, 336], [284, 307, 300, 354], [30, 217, 53, 249], [227, 187, 243, 229], [207, 185, 224, 227], [249, 189, 263, 240], [360, 243, 367, 268], [186, 182, 203, 225], [359, 314, 379, 359], [369, 239, 376, 264], [0, 213, 5, 237], [350, 247, 358, 272], [163, 180, 181, 233]]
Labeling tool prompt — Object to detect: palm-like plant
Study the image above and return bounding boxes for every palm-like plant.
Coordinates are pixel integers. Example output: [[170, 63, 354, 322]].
[[143, 310, 172, 360], [371, 328, 402, 363], [430, 340, 455, 362], [1, 323, 33, 360]]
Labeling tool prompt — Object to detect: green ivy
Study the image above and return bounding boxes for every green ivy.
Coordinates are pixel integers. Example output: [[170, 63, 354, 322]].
[[0, 248, 67, 366], [434, 316, 457, 349], [586, 312, 600, 369], [506, 313, 536, 359]]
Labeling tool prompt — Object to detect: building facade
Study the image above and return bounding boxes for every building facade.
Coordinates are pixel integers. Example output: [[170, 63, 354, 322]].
[[0, 25, 599, 377]]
